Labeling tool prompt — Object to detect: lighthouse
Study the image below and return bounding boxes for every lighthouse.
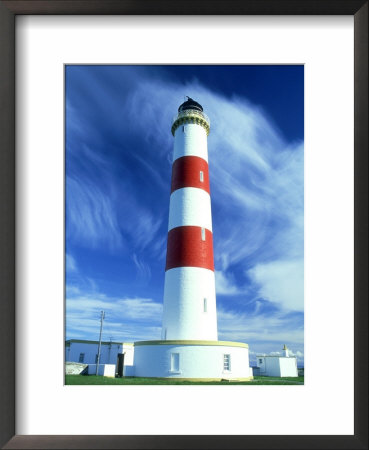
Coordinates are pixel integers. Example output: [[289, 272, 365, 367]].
[[132, 98, 253, 380], [161, 97, 217, 341]]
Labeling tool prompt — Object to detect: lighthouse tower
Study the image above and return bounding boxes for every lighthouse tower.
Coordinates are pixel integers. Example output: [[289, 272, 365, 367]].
[[132, 98, 253, 380], [161, 97, 217, 341]]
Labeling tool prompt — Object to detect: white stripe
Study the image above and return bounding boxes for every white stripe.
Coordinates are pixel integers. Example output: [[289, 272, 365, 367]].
[[162, 267, 218, 340], [173, 123, 208, 162], [168, 187, 212, 231]]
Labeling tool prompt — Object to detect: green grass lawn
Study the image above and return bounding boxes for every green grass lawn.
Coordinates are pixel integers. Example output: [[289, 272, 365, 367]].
[[65, 375, 304, 385]]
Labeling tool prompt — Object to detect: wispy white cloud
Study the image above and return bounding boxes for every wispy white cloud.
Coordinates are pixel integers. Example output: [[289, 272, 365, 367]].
[[132, 253, 151, 283], [66, 105, 166, 256], [292, 350, 305, 364], [66, 253, 77, 273], [115, 297, 162, 321], [215, 270, 240, 296], [217, 306, 304, 347], [125, 209, 163, 253], [67, 293, 162, 321], [66, 167, 165, 255], [66, 288, 162, 342], [248, 258, 304, 311], [66, 175, 124, 250], [66, 285, 81, 296]]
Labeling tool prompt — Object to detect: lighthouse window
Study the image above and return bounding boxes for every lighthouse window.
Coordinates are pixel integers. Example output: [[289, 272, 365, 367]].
[[223, 354, 231, 371], [182, 125, 185, 132], [203, 298, 207, 312], [201, 227, 206, 241], [171, 353, 180, 372], [199, 171, 204, 182]]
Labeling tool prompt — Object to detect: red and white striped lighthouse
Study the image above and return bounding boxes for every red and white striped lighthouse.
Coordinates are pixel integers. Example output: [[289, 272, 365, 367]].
[[133, 98, 252, 380], [161, 97, 218, 341]]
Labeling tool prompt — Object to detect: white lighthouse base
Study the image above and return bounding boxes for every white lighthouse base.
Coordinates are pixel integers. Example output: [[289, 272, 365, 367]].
[[132, 340, 253, 380]]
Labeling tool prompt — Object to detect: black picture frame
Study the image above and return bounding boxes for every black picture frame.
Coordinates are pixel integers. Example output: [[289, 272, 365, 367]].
[[0, 1, 367, 449]]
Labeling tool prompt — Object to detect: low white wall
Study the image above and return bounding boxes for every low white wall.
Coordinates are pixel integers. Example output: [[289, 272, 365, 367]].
[[88, 364, 116, 377], [256, 356, 298, 377], [133, 341, 252, 379], [279, 357, 298, 377]]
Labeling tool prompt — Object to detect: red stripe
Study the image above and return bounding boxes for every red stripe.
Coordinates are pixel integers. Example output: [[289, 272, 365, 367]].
[[171, 156, 210, 194], [165, 226, 214, 271]]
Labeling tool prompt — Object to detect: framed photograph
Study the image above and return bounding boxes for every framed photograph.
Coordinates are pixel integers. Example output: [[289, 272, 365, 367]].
[[0, 1, 367, 449], [64, 64, 304, 384]]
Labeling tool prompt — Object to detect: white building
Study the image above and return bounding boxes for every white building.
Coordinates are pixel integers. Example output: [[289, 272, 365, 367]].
[[65, 339, 134, 376], [254, 345, 298, 377]]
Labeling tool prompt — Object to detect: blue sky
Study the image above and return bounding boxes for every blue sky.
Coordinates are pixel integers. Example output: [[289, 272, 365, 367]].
[[65, 65, 304, 366]]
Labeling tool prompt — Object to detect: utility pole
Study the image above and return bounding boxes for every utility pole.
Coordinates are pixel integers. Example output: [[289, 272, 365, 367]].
[[108, 337, 112, 363], [96, 310, 105, 376]]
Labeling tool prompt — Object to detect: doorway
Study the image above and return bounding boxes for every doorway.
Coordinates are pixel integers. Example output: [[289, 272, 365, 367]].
[[116, 353, 124, 377]]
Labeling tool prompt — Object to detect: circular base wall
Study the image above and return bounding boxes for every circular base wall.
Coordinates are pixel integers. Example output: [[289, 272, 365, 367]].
[[133, 340, 253, 380]]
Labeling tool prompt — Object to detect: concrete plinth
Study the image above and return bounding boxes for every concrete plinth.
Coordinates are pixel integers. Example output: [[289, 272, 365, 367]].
[[132, 340, 253, 380]]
